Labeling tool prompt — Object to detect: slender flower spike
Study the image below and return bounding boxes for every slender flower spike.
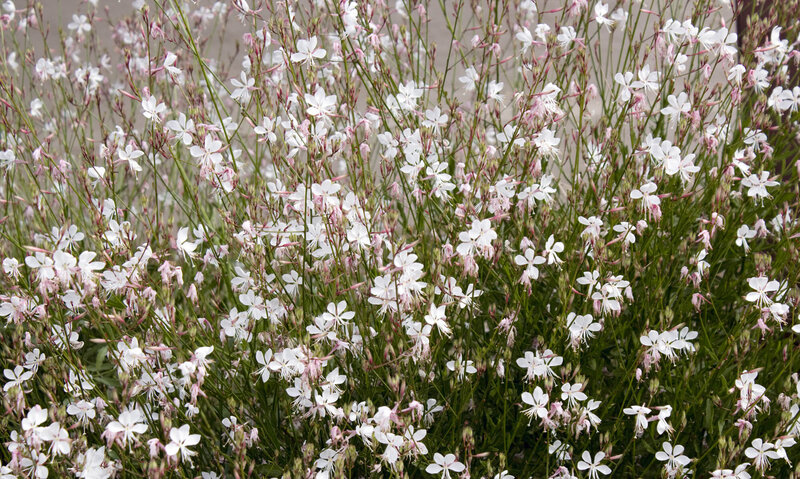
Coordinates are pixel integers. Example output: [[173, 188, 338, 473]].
[[425, 453, 465, 479]]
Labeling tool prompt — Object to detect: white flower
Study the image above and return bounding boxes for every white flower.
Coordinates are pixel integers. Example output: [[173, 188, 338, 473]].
[[3, 365, 33, 391], [514, 247, 546, 283], [655, 406, 673, 436], [291, 36, 326, 65], [578, 215, 604, 241], [566, 313, 601, 348], [655, 442, 691, 472], [176, 227, 198, 259], [741, 171, 779, 202], [594, 2, 611, 27], [77, 446, 113, 479], [632, 65, 660, 93], [614, 71, 634, 102], [425, 453, 465, 479], [459, 66, 479, 92], [534, 23, 550, 42], [165, 424, 201, 464], [727, 64, 746, 84], [117, 144, 144, 174], [19, 450, 49, 479], [561, 382, 587, 407], [613, 222, 638, 245], [166, 113, 196, 145], [446, 354, 477, 380], [190, 134, 223, 170], [230, 71, 255, 103], [542, 235, 565, 265], [577, 451, 612, 479], [516, 27, 534, 53], [87, 165, 106, 186], [255, 349, 273, 382], [163, 51, 182, 77], [22, 405, 48, 438], [521, 386, 549, 423], [661, 92, 691, 121], [533, 128, 561, 158], [0, 150, 17, 171], [422, 107, 449, 131], [457, 219, 497, 258], [424, 304, 451, 337], [305, 87, 337, 118], [745, 276, 779, 307], [487, 80, 505, 104], [497, 124, 525, 148], [67, 400, 96, 426], [623, 404, 651, 436], [611, 8, 628, 27], [549, 439, 572, 461], [105, 408, 148, 448], [773, 436, 795, 464], [744, 438, 779, 472], [557, 26, 576, 48], [68, 14, 91, 35], [140, 95, 166, 122], [516, 349, 563, 380]]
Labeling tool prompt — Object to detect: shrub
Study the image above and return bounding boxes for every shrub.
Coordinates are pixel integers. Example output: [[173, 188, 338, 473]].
[[1, 0, 799, 477]]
